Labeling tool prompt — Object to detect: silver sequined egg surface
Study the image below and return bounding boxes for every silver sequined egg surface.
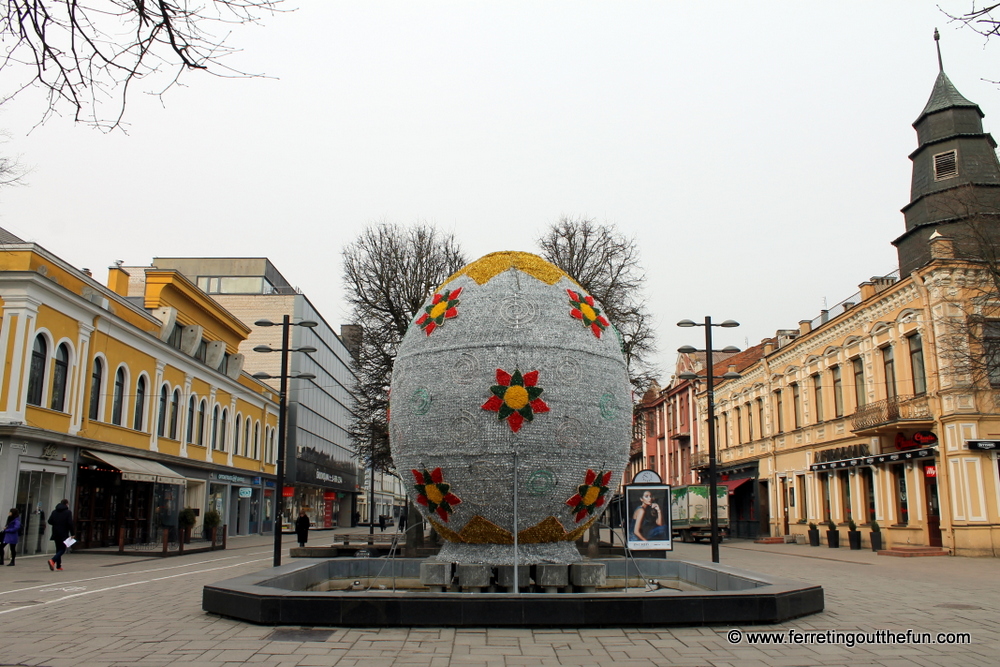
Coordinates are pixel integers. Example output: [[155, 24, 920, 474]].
[[389, 252, 631, 564]]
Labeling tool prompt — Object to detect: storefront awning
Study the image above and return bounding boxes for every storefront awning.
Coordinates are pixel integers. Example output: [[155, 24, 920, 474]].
[[809, 446, 936, 472], [717, 478, 752, 495], [83, 451, 187, 486]]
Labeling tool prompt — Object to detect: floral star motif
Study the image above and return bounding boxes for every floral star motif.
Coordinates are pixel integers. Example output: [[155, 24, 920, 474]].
[[415, 287, 462, 335], [412, 467, 462, 522], [567, 289, 610, 338], [566, 469, 613, 523], [481, 368, 549, 433]]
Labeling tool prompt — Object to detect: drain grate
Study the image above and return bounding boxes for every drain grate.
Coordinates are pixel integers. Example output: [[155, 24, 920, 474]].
[[935, 603, 982, 610], [266, 628, 334, 643]]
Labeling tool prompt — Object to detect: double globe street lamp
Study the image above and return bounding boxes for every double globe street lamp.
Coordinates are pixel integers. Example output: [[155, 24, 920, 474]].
[[677, 317, 741, 564], [252, 316, 318, 567]]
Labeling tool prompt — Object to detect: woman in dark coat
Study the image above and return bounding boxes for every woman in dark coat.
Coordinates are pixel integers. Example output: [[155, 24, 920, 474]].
[[47, 500, 73, 571], [1, 508, 20, 566], [294, 510, 310, 548]]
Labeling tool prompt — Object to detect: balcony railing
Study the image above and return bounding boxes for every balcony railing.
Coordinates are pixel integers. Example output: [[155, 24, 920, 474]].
[[851, 394, 933, 432], [691, 452, 710, 470]]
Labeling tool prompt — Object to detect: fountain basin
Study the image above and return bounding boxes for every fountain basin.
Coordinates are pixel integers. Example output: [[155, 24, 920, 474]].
[[203, 557, 823, 627]]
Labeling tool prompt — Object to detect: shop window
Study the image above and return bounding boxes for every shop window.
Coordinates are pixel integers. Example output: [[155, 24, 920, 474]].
[[821, 473, 831, 523], [133, 376, 146, 431], [892, 464, 909, 525], [838, 470, 851, 522], [909, 334, 926, 395], [832, 366, 844, 417], [796, 474, 808, 521], [861, 467, 876, 523], [852, 357, 865, 408], [169, 389, 180, 439], [27, 335, 48, 407], [882, 346, 897, 399], [157, 385, 168, 437], [112, 367, 126, 425], [88, 357, 104, 420], [51, 343, 69, 412]]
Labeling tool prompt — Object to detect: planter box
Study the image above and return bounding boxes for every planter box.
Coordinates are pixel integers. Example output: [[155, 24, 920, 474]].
[[847, 530, 862, 550], [870, 532, 883, 552], [808, 529, 820, 547], [826, 530, 840, 548]]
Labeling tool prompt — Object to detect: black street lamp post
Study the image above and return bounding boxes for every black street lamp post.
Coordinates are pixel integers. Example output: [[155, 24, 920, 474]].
[[252, 315, 318, 567], [677, 316, 741, 564]]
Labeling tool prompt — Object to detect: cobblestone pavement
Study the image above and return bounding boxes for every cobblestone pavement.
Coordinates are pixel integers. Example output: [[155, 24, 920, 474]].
[[0, 529, 995, 666]]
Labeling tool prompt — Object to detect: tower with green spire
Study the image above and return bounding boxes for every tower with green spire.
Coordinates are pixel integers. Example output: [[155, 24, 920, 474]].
[[894, 30, 1000, 274]]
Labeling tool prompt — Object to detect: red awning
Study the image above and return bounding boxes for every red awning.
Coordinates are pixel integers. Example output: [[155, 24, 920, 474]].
[[717, 478, 752, 495]]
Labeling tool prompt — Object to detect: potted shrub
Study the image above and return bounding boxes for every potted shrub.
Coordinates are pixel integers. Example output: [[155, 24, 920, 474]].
[[826, 519, 840, 548], [203, 509, 222, 543], [178, 508, 197, 544], [870, 521, 883, 552], [847, 518, 862, 550], [807, 522, 820, 547]]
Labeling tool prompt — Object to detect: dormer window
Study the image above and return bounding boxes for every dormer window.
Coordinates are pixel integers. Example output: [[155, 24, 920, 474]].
[[933, 150, 958, 180]]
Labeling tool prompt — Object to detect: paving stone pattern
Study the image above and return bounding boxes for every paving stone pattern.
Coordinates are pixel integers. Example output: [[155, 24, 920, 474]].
[[0, 529, 995, 666]]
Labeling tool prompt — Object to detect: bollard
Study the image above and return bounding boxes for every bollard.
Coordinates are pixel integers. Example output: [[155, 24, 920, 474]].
[[222, 524, 227, 550], [162, 529, 169, 556]]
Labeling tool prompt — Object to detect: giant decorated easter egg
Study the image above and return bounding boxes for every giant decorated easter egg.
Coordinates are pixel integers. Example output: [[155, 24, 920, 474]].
[[389, 251, 631, 564]]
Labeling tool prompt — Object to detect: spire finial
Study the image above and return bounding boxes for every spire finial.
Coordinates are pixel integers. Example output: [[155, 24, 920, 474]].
[[935, 27, 943, 72]]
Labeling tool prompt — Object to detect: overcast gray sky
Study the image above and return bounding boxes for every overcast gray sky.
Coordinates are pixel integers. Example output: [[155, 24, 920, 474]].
[[2, 2, 998, 384]]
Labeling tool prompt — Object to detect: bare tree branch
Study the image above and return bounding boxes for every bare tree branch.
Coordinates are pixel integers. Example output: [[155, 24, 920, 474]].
[[537, 216, 658, 393], [0, 0, 284, 130], [342, 221, 467, 472]]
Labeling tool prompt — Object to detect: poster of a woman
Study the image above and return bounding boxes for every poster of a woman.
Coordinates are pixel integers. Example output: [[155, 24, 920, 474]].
[[626, 485, 671, 550]]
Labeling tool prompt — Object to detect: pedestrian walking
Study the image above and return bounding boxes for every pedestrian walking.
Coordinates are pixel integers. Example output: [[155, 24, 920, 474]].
[[1, 508, 20, 566], [378, 514, 386, 532], [398, 508, 407, 532], [295, 509, 310, 548], [47, 500, 74, 572]]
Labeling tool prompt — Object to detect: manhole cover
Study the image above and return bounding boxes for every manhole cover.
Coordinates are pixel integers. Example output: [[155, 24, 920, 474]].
[[267, 628, 334, 643], [935, 603, 982, 610]]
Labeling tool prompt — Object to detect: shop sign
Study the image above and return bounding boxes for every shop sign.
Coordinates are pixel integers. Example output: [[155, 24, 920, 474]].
[[239, 487, 253, 498], [316, 470, 343, 484], [41, 444, 59, 460], [252, 477, 261, 485], [282, 486, 295, 498], [924, 465, 937, 477], [810, 446, 937, 471], [214, 473, 249, 484], [967, 440, 1000, 451], [815, 443, 871, 464], [896, 431, 937, 451]]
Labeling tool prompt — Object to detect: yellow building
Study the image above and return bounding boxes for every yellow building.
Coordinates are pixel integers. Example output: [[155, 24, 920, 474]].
[[1, 229, 279, 553], [697, 61, 1000, 557]]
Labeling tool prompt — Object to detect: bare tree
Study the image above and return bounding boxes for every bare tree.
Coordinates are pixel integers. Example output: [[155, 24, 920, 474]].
[[1, 0, 282, 130], [342, 222, 467, 472], [537, 216, 657, 393]]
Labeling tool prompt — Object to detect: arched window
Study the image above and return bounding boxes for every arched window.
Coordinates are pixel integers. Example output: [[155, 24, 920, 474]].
[[253, 421, 261, 459], [133, 376, 147, 430], [198, 400, 206, 446], [27, 335, 48, 406], [88, 357, 104, 420], [169, 389, 180, 439], [235, 415, 243, 456], [245, 419, 252, 458], [220, 409, 228, 452], [112, 367, 126, 425], [211, 406, 220, 450], [157, 385, 168, 436], [187, 396, 196, 443], [51, 344, 69, 412]]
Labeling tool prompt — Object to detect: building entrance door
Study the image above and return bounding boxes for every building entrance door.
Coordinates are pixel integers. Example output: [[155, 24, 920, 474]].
[[14, 469, 67, 556], [924, 465, 942, 547], [780, 477, 790, 535]]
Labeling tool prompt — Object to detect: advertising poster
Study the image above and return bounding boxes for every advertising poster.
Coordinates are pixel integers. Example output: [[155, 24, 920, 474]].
[[625, 484, 672, 551]]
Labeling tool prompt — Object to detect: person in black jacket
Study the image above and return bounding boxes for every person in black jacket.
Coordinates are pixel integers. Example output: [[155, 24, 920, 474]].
[[294, 510, 309, 548], [47, 500, 74, 571]]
